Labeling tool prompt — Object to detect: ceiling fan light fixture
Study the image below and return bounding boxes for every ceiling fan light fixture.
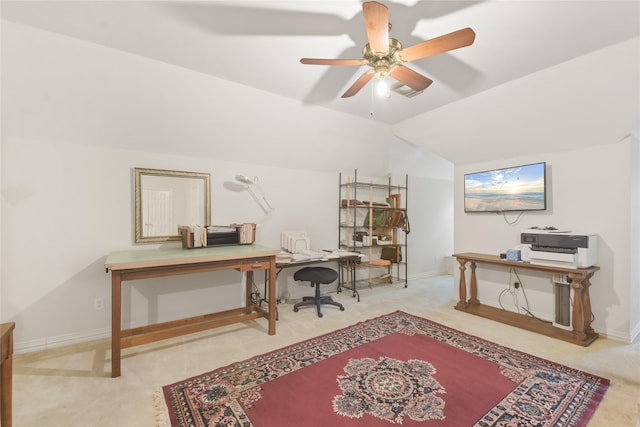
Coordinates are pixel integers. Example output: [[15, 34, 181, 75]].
[[373, 61, 391, 78], [375, 77, 390, 97], [364, 37, 403, 83]]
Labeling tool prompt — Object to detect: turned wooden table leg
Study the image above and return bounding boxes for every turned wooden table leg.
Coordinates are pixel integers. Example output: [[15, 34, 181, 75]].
[[581, 273, 595, 335], [455, 259, 468, 309], [469, 262, 479, 305], [570, 276, 586, 340]]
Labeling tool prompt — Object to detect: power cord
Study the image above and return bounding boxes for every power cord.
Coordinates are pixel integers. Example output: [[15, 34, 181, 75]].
[[500, 210, 524, 225], [250, 292, 262, 305], [499, 268, 551, 323], [499, 268, 524, 313], [249, 275, 282, 306]]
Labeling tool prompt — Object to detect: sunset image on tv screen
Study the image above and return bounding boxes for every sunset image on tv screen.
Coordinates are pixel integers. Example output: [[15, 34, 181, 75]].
[[464, 162, 546, 212]]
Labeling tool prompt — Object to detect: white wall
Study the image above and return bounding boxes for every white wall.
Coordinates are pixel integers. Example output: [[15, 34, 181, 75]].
[[454, 141, 635, 341], [630, 128, 640, 339], [389, 137, 454, 277], [1, 21, 393, 172], [1, 21, 453, 351], [393, 37, 640, 166]]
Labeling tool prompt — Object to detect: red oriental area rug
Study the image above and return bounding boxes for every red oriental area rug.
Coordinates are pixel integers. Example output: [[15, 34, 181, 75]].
[[157, 311, 608, 427]]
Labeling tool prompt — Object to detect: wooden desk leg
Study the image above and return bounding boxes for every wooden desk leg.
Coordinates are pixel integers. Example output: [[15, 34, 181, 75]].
[[0, 356, 11, 427], [455, 259, 468, 309], [245, 271, 254, 314], [468, 262, 479, 305], [1, 326, 14, 427], [569, 275, 586, 340], [111, 272, 122, 378], [268, 258, 276, 335]]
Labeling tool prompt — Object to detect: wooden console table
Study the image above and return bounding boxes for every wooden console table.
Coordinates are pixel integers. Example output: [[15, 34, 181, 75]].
[[1, 322, 15, 427], [453, 252, 599, 346], [105, 244, 279, 378]]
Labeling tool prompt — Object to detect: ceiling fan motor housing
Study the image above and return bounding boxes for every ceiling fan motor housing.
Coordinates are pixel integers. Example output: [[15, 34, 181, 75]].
[[363, 38, 403, 78]]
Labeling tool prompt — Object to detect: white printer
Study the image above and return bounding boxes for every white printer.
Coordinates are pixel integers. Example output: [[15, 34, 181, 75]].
[[520, 229, 597, 268]]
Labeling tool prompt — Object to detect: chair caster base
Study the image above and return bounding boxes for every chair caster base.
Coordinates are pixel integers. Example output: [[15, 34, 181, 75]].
[[292, 267, 343, 318], [293, 295, 344, 318]]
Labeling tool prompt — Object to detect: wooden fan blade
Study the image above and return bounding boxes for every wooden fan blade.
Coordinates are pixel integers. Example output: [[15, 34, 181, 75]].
[[362, 1, 389, 54], [399, 28, 476, 62], [300, 58, 364, 66], [342, 71, 374, 98], [390, 66, 433, 92]]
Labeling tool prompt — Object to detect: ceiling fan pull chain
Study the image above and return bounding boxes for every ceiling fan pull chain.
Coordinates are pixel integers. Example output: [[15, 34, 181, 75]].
[[370, 83, 375, 117]]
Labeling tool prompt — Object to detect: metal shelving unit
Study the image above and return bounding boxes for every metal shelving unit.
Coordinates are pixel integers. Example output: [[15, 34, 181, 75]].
[[339, 169, 408, 287]]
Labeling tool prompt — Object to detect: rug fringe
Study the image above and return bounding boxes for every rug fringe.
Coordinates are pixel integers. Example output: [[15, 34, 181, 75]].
[[153, 387, 170, 427]]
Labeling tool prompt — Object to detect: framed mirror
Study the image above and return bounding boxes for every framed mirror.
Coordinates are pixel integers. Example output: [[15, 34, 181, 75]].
[[134, 168, 211, 243]]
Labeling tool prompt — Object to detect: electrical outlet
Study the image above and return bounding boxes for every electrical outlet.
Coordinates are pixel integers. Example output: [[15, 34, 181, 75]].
[[94, 297, 104, 310]]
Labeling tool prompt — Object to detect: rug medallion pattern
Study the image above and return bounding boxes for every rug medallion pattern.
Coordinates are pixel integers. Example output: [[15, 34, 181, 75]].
[[332, 357, 446, 424], [160, 311, 608, 427]]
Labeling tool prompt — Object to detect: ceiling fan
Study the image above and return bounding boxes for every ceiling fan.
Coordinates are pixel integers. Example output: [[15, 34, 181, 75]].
[[300, 1, 476, 98]]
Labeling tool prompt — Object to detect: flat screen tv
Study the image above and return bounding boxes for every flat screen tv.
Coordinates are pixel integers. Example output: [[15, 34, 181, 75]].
[[464, 162, 547, 213]]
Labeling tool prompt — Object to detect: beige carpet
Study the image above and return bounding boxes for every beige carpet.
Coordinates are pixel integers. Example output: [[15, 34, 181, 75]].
[[11, 275, 640, 426]]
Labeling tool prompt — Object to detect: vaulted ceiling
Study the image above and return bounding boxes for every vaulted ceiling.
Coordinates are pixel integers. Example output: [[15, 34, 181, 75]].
[[2, 1, 639, 164]]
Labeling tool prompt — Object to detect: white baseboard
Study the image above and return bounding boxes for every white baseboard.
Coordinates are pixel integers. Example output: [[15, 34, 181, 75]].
[[630, 320, 640, 343], [407, 270, 453, 280], [15, 273, 635, 353], [598, 328, 635, 343], [15, 327, 111, 355]]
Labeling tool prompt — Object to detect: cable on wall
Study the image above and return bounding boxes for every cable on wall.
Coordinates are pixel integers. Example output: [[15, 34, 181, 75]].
[[500, 210, 524, 225]]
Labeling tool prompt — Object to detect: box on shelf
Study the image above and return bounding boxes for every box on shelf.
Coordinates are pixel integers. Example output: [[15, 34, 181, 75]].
[[376, 235, 393, 245], [380, 245, 402, 263]]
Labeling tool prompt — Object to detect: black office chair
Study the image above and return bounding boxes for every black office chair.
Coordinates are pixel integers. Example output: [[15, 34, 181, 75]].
[[293, 267, 344, 318]]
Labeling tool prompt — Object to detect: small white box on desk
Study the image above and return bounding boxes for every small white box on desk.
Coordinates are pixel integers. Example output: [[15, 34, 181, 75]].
[[281, 231, 310, 253]]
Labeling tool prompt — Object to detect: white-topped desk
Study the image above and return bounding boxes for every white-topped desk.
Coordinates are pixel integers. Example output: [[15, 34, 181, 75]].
[[276, 252, 362, 301], [104, 244, 279, 377]]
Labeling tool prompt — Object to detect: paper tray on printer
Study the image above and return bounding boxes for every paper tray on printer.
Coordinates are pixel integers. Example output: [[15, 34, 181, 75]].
[[529, 250, 575, 267]]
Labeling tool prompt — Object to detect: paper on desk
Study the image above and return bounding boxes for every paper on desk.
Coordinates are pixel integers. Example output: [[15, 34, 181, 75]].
[[207, 225, 237, 232], [276, 251, 293, 263], [335, 250, 363, 257]]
